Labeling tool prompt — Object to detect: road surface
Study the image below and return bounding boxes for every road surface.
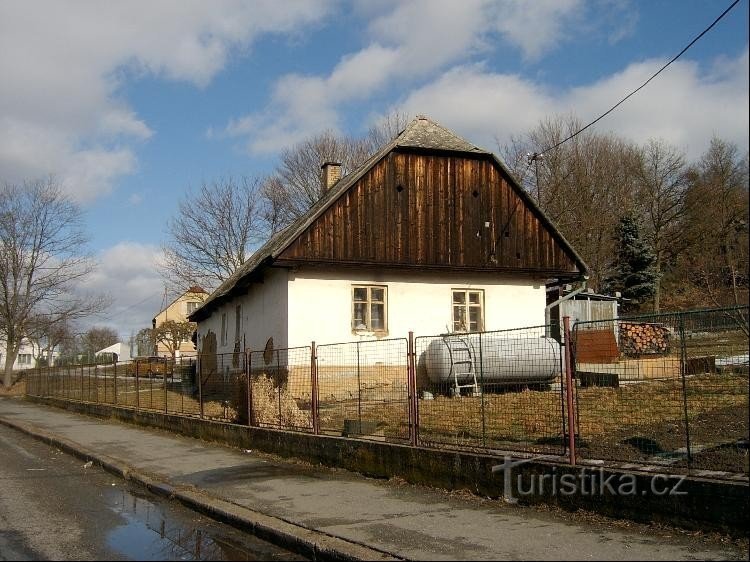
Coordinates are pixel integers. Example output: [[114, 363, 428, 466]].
[[0, 424, 305, 561]]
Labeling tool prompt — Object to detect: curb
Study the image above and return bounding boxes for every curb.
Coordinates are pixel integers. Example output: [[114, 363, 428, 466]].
[[0, 415, 401, 562]]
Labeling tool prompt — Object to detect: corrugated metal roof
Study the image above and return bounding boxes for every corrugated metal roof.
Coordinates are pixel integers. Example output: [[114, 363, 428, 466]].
[[190, 115, 588, 321]]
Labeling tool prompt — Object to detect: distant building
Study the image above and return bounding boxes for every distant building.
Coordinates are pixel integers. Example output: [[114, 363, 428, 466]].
[[151, 286, 208, 358], [0, 338, 59, 370], [95, 342, 133, 363]]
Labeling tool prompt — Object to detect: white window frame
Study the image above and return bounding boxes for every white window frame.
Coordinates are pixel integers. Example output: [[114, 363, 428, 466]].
[[352, 285, 388, 333], [234, 304, 242, 344], [220, 312, 228, 347], [451, 289, 485, 333], [186, 301, 199, 315]]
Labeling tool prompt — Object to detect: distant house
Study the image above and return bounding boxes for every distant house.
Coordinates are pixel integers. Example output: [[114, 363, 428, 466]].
[[189, 115, 587, 355], [95, 342, 133, 363], [0, 338, 58, 370], [152, 286, 208, 358]]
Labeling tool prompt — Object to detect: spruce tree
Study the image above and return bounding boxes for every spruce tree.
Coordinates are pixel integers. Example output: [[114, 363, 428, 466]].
[[604, 214, 658, 312]]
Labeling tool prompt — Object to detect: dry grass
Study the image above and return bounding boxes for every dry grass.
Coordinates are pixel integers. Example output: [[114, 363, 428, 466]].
[[0, 379, 26, 396]]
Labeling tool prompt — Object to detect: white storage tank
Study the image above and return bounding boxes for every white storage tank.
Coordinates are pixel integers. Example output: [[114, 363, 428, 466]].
[[423, 334, 563, 386]]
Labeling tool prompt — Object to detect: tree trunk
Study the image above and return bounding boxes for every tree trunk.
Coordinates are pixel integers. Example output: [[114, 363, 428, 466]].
[[3, 337, 18, 389], [654, 255, 662, 312]]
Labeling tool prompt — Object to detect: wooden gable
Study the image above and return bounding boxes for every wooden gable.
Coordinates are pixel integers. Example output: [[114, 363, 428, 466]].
[[277, 149, 580, 276]]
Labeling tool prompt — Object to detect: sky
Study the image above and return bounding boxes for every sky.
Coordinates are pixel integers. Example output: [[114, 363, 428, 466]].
[[1, 0, 748, 341]]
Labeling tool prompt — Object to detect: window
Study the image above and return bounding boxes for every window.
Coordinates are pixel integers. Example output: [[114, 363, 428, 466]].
[[234, 305, 242, 344], [220, 312, 228, 347], [18, 354, 32, 365], [452, 289, 484, 332], [186, 301, 200, 315], [352, 286, 387, 332]]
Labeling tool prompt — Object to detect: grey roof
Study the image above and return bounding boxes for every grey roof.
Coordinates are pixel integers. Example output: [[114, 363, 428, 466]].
[[190, 115, 587, 321], [396, 115, 487, 153]]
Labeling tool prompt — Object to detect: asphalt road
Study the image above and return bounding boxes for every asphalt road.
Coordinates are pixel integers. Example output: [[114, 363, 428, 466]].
[[0, 424, 306, 561]]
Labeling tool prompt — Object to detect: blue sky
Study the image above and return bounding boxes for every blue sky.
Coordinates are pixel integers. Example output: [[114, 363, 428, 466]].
[[1, 0, 748, 339]]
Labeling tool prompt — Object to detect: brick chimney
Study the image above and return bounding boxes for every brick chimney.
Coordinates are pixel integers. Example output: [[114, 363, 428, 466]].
[[321, 161, 342, 190]]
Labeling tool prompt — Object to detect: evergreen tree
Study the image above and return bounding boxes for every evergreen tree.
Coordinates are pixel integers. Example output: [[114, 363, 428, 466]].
[[604, 215, 658, 312]]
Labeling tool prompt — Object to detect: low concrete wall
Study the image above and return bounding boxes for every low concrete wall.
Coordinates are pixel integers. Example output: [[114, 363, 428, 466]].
[[27, 395, 748, 536]]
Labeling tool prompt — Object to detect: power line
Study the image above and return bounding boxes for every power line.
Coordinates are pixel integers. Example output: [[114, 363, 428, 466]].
[[532, 0, 743, 160]]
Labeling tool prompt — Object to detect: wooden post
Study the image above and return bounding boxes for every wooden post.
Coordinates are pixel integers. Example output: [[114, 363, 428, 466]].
[[563, 316, 577, 466], [407, 332, 419, 447], [311, 342, 319, 435], [113, 361, 118, 406], [135, 360, 140, 411]]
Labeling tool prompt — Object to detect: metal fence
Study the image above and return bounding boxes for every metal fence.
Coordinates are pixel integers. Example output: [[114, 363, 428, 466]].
[[415, 326, 568, 454], [316, 338, 410, 442], [572, 306, 749, 475], [248, 346, 313, 432], [23, 306, 749, 478]]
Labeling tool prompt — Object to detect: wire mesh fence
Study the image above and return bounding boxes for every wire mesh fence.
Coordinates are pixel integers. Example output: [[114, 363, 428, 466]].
[[316, 338, 410, 442], [23, 306, 748, 478], [414, 326, 568, 454], [197, 352, 247, 423], [248, 346, 313, 432], [572, 306, 749, 475]]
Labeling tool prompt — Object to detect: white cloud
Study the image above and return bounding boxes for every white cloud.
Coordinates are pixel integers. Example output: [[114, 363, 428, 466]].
[[491, 0, 583, 61], [395, 49, 749, 160], [79, 242, 166, 338], [0, 1, 328, 201], [219, 0, 635, 154]]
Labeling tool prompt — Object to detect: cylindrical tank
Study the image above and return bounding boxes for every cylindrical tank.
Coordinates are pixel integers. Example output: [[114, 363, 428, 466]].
[[423, 334, 563, 385]]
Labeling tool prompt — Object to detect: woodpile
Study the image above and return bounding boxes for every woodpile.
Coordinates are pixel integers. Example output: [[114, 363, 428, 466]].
[[619, 322, 671, 356]]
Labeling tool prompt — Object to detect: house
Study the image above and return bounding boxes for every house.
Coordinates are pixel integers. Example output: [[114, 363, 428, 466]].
[[189, 115, 587, 356], [151, 286, 208, 358], [0, 338, 58, 370]]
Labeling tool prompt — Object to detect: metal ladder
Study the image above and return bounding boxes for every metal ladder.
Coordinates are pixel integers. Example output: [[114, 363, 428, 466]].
[[443, 335, 480, 397]]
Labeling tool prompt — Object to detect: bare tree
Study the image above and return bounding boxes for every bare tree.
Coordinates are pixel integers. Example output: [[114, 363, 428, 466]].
[[80, 326, 119, 360], [262, 112, 410, 227], [0, 179, 104, 388], [633, 139, 689, 311], [502, 115, 641, 290], [153, 320, 195, 360], [135, 327, 155, 357], [678, 139, 749, 322], [160, 176, 268, 293]]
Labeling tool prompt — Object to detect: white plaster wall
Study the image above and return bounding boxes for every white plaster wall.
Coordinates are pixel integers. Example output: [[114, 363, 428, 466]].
[[197, 267, 289, 355], [286, 267, 547, 348]]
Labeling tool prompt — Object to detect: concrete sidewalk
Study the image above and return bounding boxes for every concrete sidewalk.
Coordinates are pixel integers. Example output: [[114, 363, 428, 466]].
[[0, 397, 745, 561]]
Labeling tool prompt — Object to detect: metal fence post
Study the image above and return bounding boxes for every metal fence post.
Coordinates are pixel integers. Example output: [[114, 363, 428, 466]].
[[407, 332, 418, 447], [246, 352, 253, 426], [563, 316, 577, 466], [198, 355, 204, 419], [311, 342, 319, 435], [678, 314, 692, 468], [478, 332, 486, 448], [164, 362, 169, 414]]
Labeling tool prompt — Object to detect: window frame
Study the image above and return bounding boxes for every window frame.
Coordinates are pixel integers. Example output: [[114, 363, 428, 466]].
[[451, 288, 485, 333], [186, 301, 199, 315], [220, 312, 228, 347], [234, 304, 242, 344], [351, 285, 388, 334]]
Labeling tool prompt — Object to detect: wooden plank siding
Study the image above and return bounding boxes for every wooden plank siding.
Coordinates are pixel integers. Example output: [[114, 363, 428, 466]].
[[278, 150, 579, 275]]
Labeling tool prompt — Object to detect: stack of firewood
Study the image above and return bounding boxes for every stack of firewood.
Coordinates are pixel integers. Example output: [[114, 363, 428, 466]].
[[619, 321, 671, 356]]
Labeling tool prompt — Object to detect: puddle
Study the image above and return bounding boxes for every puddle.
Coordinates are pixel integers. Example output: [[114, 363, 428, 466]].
[[105, 486, 307, 561]]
